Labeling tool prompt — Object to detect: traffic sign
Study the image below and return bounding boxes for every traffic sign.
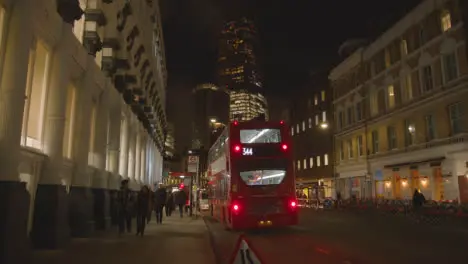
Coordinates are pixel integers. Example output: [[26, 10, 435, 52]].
[[230, 235, 263, 264]]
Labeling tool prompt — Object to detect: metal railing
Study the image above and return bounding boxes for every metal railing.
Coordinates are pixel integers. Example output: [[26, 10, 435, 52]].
[[298, 197, 468, 228]]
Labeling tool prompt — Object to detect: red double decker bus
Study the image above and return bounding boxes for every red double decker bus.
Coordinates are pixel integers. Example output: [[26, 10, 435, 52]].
[[207, 120, 297, 230]]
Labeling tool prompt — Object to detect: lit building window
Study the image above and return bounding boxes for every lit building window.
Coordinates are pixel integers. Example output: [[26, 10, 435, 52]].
[[402, 74, 413, 102], [322, 111, 327, 122], [316, 156, 321, 167], [297, 160, 301, 170], [321, 91, 326, 101], [21, 41, 51, 150], [0, 7, 5, 51], [339, 141, 344, 160], [384, 48, 391, 68], [296, 124, 299, 133], [291, 126, 294, 136], [302, 121, 305, 131], [308, 118, 312, 128], [387, 85, 395, 109], [357, 135, 363, 156], [401, 39, 408, 56], [303, 159, 307, 169], [441, 11, 452, 32], [309, 157, 314, 168], [315, 115, 319, 125], [324, 154, 329, 166], [371, 130, 379, 154], [347, 140, 353, 158], [314, 95, 318, 105]]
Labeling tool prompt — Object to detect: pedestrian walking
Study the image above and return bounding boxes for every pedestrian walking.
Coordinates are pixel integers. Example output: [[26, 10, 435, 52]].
[[154, 185, 167, 224], [175, 189, 188, 218], [166, 190, 175, 217], [117, 179, 133, 236], [136, 185, 150, 236]]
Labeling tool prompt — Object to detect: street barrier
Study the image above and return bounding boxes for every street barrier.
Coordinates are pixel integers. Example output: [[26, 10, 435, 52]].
[[298, 197, 468, 229], [229, 235, 264, 264]]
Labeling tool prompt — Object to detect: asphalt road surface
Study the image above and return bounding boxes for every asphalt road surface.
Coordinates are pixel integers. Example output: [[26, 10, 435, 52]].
[[205, 209, 468, 264]]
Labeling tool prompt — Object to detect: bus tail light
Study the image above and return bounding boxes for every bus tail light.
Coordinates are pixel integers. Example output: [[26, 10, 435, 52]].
[[233, 120, 238, 126], [280, 120, 284, 125], [234, 145, 241, 152], [281, 144, 288, 150], [290, 200, 297, 208], [232, 203, 240, 213], [289, 199, 297, 210]]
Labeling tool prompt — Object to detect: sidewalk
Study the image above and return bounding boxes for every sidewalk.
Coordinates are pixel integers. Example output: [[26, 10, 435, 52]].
[[32, 215, 216, 264]]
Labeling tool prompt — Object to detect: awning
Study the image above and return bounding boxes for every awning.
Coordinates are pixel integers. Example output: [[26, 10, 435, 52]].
[[383, 157, 445, 169]]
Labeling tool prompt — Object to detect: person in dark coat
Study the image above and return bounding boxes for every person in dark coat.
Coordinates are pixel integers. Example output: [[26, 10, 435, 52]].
[[147, 189, 154, 223], [166, 191, 175, 216], [154, 186, 167, 224], [175, 190, 188, 218], [136, 186, 150, 236], [117, 179, 133, 235]]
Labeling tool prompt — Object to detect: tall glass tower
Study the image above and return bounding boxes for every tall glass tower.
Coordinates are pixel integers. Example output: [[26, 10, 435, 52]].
[[217, 17, 268, 122]]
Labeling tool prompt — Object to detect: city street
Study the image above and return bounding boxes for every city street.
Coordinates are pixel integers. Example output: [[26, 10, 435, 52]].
[[32, 216, 215, 264], [205, 209, 468, 264]]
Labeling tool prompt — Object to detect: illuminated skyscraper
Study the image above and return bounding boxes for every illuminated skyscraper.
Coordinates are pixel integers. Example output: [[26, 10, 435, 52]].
[[217, 17, 268, 122]]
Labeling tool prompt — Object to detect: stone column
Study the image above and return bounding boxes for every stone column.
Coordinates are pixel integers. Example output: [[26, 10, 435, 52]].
[[69, 58, 95, 238], [141, 134, 147, 184], [128, 123, 137, 187], [135, 129, 141, 183], [0, 0, 33, 262], [30, 23, 73, 250], [108, 89, 121, 183], [91, 86, 111, 230], [118, 113, 129, 178], [107, 89, 121, 226]]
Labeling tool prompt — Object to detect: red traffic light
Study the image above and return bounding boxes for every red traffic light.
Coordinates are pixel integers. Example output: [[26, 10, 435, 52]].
[[281, 144, 288, 150]]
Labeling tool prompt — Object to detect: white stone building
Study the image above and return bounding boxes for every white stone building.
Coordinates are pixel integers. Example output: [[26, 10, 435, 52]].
[[0, 0, 167, 262]]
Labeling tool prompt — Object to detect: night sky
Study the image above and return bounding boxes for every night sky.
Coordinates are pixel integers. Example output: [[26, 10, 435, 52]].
[[160, 0, 421, 153]]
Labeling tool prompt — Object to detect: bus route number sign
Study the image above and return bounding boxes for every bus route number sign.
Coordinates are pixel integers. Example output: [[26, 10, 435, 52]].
[[242, 147, 253, 156]]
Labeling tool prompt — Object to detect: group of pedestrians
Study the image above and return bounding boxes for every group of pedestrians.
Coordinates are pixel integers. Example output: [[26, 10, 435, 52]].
[[116, 179, 189, 237]]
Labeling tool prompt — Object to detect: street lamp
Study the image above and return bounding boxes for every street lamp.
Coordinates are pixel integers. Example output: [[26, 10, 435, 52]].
[[320, 122, 329, 129], [210, 118, 217, 123]]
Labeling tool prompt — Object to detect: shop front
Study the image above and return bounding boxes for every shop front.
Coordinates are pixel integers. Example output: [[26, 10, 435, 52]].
[[374, 157, 462, 201], [336, 169, 370, 200], [296, 178, 334, 200]]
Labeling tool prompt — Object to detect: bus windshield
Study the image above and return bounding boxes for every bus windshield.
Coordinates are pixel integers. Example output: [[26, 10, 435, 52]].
[[240, 129, 281, 143]]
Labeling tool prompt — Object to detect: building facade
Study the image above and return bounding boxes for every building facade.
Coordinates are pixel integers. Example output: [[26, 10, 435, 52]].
[[330, 0, 468, 202], [0, 0, 167, 261], [217, 17, 268, 122], [290, 76, 334, 199], [165, 123, 175, 158], [191, 83, 229, 149]]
